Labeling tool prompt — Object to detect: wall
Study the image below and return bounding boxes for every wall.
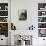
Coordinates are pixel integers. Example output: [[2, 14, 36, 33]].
[[11, 0, 38, 45], [11, 0, 46, 46], [11, 0, 38, 30]]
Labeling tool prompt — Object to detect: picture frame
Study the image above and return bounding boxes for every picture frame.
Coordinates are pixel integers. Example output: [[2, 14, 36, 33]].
[[18, 9, 27, 21]]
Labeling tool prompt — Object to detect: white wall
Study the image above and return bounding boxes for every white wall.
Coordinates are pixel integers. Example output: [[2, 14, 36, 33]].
[[11, 0, 46, 29], [11, 0, 38, 30], [11, 0, 38, 45], [11, 0, 46, 46]]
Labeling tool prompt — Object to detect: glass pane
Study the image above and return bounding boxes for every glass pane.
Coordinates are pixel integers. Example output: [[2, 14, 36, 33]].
[[38, 17, 46, 22], [38, 3, 46, 10], [38, 23, 46, 28], [0, 17, 8, 22], [0, 23, 8, 37], [0, 11, 8, 16], [38, 29, 46, 37], [0, 3, 8, 10]]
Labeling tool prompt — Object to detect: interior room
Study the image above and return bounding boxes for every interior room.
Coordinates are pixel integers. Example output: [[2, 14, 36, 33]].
[[0, 0, 46, 46]]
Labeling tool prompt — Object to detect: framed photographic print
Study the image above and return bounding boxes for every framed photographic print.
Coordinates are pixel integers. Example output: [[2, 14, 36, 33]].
[[18, 9, 27, 21]]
